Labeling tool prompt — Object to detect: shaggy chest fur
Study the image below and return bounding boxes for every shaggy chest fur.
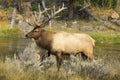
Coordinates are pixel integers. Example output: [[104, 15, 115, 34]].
[[35, 31, 55, 50]]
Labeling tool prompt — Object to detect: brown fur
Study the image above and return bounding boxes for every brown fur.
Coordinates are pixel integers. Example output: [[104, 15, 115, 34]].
[[26, 27, 95, 71]]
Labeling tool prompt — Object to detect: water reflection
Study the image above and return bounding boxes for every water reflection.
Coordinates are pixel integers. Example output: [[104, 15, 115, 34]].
[[94, 42, 120, 60], [0, 39, 29, 59]]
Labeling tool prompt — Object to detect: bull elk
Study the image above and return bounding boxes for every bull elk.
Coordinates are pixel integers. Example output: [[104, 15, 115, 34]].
[[25, 4, 95, 71]]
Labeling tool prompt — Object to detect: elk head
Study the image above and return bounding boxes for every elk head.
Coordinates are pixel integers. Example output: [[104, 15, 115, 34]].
[[25, 27, 44, 40], [25, 4, 66, 40]]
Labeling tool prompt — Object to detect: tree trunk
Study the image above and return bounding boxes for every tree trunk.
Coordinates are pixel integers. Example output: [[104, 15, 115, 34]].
[[68, 0, 74, 19], [10, 8, 17, 28], [116, 0, 120, 9]]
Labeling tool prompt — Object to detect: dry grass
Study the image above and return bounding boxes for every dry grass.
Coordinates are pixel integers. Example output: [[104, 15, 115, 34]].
[[0, 52, 120, 80]]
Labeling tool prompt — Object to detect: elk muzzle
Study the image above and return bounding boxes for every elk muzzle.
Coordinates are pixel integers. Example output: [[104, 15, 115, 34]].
[[25, 32, 32, 38]]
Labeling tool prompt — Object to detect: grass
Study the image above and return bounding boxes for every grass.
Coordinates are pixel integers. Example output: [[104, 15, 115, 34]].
[[0, 53, 120, 80], [0, 27, 23, 39], [86, 31, 120, 43], [0, 21, 23, 39]]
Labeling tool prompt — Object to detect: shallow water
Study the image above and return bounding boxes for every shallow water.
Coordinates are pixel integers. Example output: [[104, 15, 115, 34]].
[[0, 39, 120, 60], [0, 39, 29, 59], [94, 42, 120, 60]]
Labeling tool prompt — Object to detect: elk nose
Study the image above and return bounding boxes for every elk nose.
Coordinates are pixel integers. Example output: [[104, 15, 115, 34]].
[[21, 34, 28, 39], [25, 34, 28, 37]]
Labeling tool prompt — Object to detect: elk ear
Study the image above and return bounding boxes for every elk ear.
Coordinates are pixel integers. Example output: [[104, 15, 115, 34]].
[[34, 28, 39, 32]]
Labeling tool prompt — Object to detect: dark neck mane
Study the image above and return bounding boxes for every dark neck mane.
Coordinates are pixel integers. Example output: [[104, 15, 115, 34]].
[[35, 30, 56, 50]]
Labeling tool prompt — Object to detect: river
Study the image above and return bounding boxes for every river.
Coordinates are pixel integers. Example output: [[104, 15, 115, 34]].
[[0, 39, 120, 60]]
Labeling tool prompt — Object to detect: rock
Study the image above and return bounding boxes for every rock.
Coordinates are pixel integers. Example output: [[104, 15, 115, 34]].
[[110, 19, 120, 26], [51, 20, 67, 28], [110, 11, 119, 19], [80, 26, 93, 31], [71, 21, 79, 30], [116, 20, 120, 26], [110, 19, 117, 23], [95, 26, 106, 31]]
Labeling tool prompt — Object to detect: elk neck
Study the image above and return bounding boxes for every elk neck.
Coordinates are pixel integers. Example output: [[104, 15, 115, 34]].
[[35, 29, 56, 50]]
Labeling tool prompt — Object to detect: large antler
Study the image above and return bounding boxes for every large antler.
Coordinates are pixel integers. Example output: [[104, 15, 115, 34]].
[[26, 4, 50, 27], [27, 4, 67, 28], [39, 3, 67, 28]]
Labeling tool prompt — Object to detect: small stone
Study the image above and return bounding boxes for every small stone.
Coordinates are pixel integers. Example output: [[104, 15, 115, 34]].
[[95, 26, 106, 31], [116, 20, 120, 26], [111, 11, 119, 19], [80, 26, 93, 31]]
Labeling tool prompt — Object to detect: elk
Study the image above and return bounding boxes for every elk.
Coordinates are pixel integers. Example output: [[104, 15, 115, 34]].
[[25, 4, 95, 71]]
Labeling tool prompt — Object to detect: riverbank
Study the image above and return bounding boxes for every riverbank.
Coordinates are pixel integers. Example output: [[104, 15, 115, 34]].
[[0, 21, 120, 43]]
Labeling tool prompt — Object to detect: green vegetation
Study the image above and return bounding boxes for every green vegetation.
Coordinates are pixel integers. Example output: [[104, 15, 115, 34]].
[[1, 0, 119, 9], [0, 21, 120, 43], [0, 21, 23, 39], [0, 27, 23, 39], [89, 31, 120, 43]]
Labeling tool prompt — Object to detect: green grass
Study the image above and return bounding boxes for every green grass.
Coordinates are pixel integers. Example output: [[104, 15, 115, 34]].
[[0, 27, 23, 39], [46, 26, 120, 43], [0, 21, 23, 39], [86, 31, 120, 43]]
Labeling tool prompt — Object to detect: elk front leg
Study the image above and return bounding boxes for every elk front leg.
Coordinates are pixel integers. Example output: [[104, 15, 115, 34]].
[[41, 51, 51, 62], [56, 52, 62, 72]]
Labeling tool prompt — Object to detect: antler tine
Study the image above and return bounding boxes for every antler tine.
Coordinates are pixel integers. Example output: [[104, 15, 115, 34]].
[[53, 5, 55, 15], [41, 8, 51, 14], [25, 12, 35, 27], [53, 3, 67, 17]]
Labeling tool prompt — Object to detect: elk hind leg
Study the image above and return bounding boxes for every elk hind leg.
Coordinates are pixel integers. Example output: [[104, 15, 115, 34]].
[[81, 52, 88, 61], [56, 52, 62, 72]]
